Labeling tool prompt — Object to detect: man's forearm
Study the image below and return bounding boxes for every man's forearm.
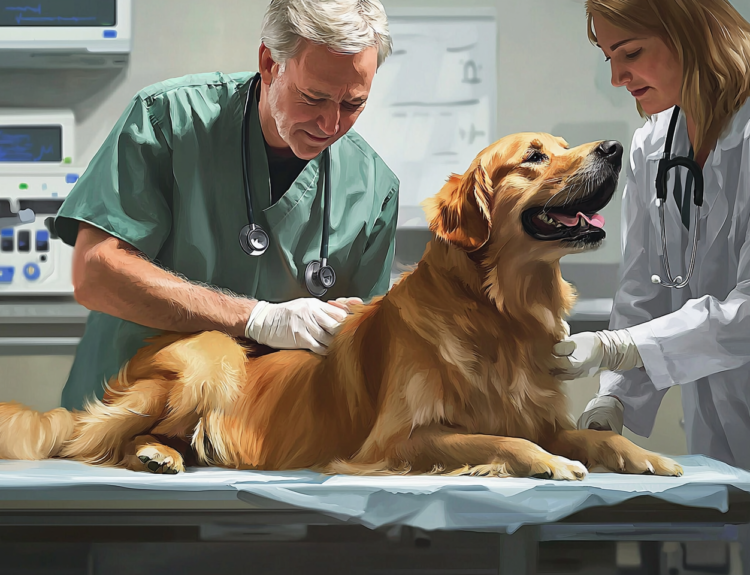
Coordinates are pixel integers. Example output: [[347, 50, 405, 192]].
[[75, 244, 257, 337]]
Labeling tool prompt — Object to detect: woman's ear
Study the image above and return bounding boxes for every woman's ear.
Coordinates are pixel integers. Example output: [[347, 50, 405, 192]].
[[422, 163, 493, 252]]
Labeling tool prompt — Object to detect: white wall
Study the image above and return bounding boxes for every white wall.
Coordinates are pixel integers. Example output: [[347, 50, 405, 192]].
[[4, 0, 749, 456]]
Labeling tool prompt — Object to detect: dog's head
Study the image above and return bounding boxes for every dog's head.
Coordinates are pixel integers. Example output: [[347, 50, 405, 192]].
[[422, 133, 622, 260]]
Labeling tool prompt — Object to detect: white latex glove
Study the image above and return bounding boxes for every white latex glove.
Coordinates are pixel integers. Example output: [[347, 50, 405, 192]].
[[552, 329, 643, 380], [245, 298, 349, 355], [577, 395, 624, 434]]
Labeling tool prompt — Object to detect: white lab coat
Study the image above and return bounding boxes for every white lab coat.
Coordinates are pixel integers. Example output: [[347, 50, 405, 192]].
[[600, 97, 750, 470]]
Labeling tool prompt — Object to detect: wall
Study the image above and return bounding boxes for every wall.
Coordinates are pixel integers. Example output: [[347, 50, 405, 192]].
[[3, 0, 749, 456]]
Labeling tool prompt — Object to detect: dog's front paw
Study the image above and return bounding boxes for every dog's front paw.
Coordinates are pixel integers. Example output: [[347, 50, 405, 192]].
[[528, 454, 588, 481], [594, 434, 683, 476], [136, 444, 184, 475]]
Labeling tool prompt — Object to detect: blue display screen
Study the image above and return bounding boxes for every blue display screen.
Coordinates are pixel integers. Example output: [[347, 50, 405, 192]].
[[0, 126, 62, 163], [0, 1, 116, 27]]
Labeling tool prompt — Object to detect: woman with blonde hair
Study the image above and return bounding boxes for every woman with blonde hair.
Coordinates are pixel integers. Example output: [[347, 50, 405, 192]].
[[552, 0, 750, 487], [551, 1, 750, 566]]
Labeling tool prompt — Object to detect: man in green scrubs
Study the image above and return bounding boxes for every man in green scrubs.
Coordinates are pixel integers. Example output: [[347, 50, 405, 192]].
[[54, 0, 399, 411]]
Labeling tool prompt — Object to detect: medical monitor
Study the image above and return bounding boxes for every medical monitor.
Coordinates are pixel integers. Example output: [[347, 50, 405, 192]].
[[0, 110, 75, 172], [0, 0, 132, 68]]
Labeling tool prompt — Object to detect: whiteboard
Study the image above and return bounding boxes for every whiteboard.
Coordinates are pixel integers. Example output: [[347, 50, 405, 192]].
[[354, 9, 497, 228]]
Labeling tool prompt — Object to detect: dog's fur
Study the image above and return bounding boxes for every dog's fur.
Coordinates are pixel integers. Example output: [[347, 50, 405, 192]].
[[0, 133, 682, 480]]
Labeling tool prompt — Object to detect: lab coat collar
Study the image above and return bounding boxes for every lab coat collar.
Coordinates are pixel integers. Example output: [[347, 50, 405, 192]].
[[646, 98, 750, 167], [645, 97, 750, 161], [716, 96, 750, 152]]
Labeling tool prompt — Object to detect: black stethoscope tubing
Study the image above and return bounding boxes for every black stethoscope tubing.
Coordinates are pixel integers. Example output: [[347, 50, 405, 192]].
[[651, 105, 705, 289], [238, 73, 336, 297]]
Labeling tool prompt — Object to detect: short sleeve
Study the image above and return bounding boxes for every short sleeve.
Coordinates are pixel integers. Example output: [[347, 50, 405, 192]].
[[55, 94, 174, 260], [349, 184, 399, 300]]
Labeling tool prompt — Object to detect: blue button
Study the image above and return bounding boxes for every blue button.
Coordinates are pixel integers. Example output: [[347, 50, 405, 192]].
[[36, 230, 49, 252], [103, 30, 117, 38], [65, 174, 79, 184], [23, 263, 40, 280], [0, 267, 14, 283]]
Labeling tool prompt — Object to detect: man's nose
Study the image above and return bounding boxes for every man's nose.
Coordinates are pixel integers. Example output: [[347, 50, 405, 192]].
[[318, 102, 340, 136]]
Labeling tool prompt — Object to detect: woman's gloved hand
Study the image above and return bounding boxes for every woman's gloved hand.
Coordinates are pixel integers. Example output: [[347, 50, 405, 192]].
[[577, 395, 624, 434], [551, 329, 643, 380], [245, 298, 350, 355]]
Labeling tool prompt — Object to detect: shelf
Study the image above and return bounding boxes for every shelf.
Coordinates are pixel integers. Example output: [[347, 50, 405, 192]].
[[0, 337, 81, 356], [0, 297, 89, 324]]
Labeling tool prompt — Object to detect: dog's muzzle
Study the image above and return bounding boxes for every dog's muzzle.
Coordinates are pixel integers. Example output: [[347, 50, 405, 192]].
[[522, 140, 623, 244]]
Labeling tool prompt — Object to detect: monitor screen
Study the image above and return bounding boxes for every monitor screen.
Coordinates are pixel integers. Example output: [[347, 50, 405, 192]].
[[0, 0, 116, 27], [0, 126, 63, 162]]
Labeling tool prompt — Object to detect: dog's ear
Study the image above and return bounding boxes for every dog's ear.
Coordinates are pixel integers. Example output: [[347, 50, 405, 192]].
[[422, 163, 494, 252]]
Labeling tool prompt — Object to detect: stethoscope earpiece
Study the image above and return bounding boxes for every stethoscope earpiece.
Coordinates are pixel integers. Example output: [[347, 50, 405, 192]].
[[239, 224, 269, 256], [238, 73, 336, 297]]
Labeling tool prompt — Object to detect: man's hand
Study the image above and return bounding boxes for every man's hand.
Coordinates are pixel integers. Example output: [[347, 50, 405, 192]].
[[551, 329, 643, 380], [577, 395, 624, 434], [327, 297, 364, 313], [245, 298, 350, 355]]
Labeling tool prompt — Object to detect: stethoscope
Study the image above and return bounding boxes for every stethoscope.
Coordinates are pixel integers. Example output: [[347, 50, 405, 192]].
[[238, 73, 336, 297], [650, 105, 705, 289]]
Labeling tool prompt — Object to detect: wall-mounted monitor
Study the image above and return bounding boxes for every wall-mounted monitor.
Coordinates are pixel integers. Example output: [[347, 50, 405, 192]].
[[0, 0, 132, 68]]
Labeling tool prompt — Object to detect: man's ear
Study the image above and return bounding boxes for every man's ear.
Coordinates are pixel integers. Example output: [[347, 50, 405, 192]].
[[258, 43, 280, 85], [422, 163, 493, 252]]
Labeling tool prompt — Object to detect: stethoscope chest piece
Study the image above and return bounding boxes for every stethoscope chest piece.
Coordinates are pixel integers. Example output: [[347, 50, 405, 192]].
[[305, 259, 336, 297], [239, 224, 270, 256]]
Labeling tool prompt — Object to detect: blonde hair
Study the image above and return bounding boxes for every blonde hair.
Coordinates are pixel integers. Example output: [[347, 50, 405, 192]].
[[586, 0, 750, 154], [261, 0, 393, 70]]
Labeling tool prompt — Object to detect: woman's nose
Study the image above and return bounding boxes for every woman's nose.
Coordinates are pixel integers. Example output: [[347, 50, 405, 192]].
[[610, 62, 630, 88]]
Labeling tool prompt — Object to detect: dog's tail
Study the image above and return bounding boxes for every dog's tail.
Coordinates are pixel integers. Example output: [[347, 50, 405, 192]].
[[0, 401, 76, 460]]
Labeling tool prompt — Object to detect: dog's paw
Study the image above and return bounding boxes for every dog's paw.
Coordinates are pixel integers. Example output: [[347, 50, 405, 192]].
[[529, 455, 588, 481], [594, 435, 683, 476], [648, 455, 683, 477], [136, 444, 184, 475], [615, 452, 683, 477]]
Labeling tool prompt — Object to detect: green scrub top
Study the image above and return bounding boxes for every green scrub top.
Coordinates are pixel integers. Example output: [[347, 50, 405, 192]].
[[54, 71, 400, 411]]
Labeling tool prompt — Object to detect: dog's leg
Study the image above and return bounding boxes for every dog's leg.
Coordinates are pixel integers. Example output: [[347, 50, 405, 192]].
[[383, 427, 589, 480], [121, 434, 185, 474], [541, 429, 683, 476], [59, 379, 169, 468]]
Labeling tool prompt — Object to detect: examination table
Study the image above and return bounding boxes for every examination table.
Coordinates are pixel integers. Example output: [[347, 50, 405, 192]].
[[0, 455, 749, 574]]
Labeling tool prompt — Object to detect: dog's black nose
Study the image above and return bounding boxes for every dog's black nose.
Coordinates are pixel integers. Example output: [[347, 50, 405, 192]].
[[596, 140, 623, 161]]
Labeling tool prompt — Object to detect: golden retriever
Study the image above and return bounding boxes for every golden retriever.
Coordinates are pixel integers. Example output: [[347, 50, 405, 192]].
[[0, 133, 682, 480]]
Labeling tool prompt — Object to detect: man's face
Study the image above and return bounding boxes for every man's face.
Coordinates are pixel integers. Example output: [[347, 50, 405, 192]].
[[259, 39, 378, 160]]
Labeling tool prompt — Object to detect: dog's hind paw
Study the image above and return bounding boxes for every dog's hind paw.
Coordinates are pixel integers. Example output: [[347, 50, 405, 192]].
[[136, 444, 185, 475]]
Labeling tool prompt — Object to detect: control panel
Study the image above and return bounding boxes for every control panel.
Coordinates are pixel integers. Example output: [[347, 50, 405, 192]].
[[0, 110, 80, 295], [0, 173, 77, 295]]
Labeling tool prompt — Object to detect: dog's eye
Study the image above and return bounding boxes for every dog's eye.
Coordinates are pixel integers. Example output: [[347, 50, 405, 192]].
[[523, 151, 548, 164]]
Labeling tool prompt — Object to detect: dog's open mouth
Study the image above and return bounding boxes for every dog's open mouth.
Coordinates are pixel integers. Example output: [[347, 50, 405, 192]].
[[521, 176, 616, 244], [522, 207, 606, 243]]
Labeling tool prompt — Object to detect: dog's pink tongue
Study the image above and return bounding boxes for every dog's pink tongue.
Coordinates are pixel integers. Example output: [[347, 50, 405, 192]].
[[549, 212, 605, 228]]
